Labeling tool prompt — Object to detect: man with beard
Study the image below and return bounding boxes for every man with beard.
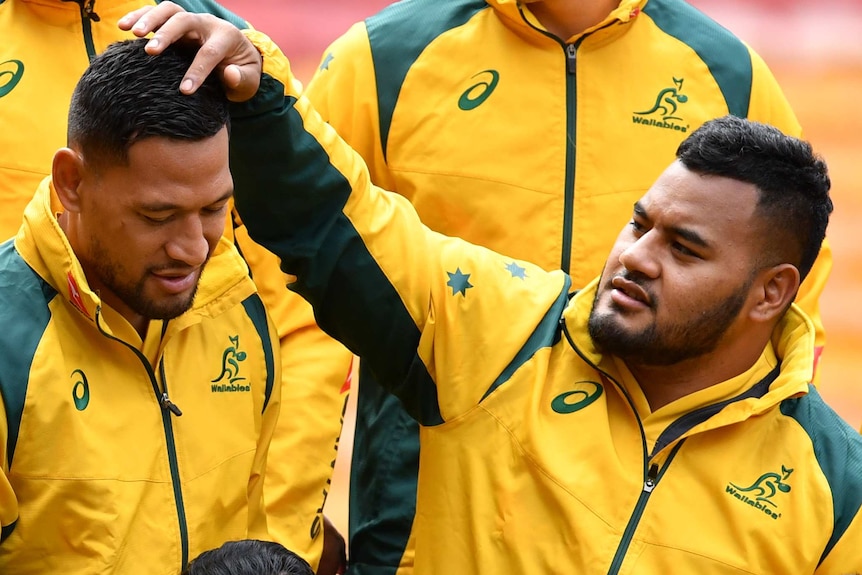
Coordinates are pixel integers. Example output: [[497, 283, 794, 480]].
[[0, 39, 282, 574], [128, 8, 862, 573]]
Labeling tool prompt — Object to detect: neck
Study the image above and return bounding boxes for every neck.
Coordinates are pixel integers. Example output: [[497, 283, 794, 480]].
[[626, 340, 769, 412], [527, 0, 621, 40]]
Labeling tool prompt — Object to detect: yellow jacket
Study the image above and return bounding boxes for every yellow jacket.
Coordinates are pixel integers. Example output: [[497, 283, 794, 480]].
[[228, 34, 862, 573], [303, 0, 832, 569], [0, 0, 353, 567], [0, 181, 279, 574]]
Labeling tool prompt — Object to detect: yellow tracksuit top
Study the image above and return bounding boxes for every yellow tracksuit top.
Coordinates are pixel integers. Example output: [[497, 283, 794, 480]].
[[304, 0, 829, 349], [228, 33, 862, 573], [0, 181, 280, 573], [302, 0, 833, 569], [0, 0, 353, 567]]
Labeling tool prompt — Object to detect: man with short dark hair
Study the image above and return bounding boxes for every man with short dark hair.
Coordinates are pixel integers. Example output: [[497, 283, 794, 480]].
[[0, 39, 280, 574], [184, 540, 315, 575], [127, 8, 862, 573], [0, 2, 353, 569]]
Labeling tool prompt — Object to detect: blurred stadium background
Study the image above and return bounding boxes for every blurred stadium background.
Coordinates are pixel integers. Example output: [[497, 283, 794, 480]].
[[220, 0, 862, 538]]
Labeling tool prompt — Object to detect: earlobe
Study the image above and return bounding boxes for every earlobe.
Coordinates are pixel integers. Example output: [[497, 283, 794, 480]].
[[751, 264, 801, 322], [52, 148, 84, 212]]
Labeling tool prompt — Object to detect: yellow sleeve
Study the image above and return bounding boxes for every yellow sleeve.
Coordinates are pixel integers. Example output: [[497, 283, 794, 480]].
[[747, 47, 830, 376], [232, 219, 353, 570]]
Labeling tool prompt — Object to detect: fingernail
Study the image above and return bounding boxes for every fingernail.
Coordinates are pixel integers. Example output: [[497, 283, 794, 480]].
[[146, 37, 160, 50], [181, 78, 194, 93], [133, 21, 147, 32]]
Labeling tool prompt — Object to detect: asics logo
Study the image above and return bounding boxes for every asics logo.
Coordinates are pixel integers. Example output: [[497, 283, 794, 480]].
[[0, 60, 24, 98], [71, 369, 90, 411], [551, 380, 603, 414], [458, 70, 499, 111]]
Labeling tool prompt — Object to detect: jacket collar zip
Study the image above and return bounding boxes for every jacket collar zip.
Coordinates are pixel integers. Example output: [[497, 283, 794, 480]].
[[61, 0, 100, 21], [95, 306, 183, 417]]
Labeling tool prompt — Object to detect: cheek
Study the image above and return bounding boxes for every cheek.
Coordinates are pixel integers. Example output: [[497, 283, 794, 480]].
[[204, 218, 227, 250]]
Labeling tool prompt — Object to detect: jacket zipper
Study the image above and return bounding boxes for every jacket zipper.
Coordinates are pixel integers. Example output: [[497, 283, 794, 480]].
[[94, 308, 190, 570], [560, 320, 685, 573], [515, 5, 581, 274], [606, 442, 684, 574], [73, 0, 100, 60], [158, 357, 190, 569], [560, 40, 581, 274]]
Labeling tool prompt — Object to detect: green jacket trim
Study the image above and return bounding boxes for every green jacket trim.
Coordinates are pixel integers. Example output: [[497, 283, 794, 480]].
[[0, 240, 57, 469], [349, 366, 420, 573], [241, 294, 276, 412], [1, 520, 15, 543], [230, 76, 444, 426], [166, 0, 247, 28], [651, 364, 779, 456], [643, 0, 752, 118], [482, 281, 571, 401], [780, 387, 862, 564], [366, 0, 488, 159]]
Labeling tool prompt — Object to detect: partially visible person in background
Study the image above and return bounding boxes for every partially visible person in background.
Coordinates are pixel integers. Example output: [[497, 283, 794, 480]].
[[0, 1, 350, 572], [183, 540, 315, 575], [0, 39, 281, 574], [301, 0, 833, 572]]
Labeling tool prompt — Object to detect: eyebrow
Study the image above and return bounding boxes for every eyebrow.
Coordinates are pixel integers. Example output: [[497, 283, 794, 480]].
[[139, 188, 234, 212], [633, 201, 711, 249]]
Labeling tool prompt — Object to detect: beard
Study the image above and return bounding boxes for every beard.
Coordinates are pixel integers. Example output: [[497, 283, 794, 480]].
[[88, 236, 203, 321], [587, 273, 752, 366]]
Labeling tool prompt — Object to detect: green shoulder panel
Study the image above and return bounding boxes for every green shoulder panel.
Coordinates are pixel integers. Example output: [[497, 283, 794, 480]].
[[481, 280, 572, 402], [163, 0, 248, 28], [366, 0, 489, 158], [780, 386, 862, 565], [0, 240, 57, 470], [643, 0, 752, 118], [240, 294, 275, 412]]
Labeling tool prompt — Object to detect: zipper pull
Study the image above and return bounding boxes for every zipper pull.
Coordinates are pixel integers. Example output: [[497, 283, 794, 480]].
[[79, 0, 100, 22], [160, 392, 183, 416], [566, 43, 577, 74], [643, 463, 659, 493]]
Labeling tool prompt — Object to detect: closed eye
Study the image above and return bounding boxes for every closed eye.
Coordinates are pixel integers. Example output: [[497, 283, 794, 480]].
[[142, 213, 173, 224], [672, 241, 701, 259]]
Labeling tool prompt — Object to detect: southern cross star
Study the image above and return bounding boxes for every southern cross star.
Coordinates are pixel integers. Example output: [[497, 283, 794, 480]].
[[446, 268, 473, 296], [506, 261, 527, 279]]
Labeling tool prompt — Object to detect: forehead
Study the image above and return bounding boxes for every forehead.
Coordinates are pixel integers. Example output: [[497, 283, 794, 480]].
[[639, 161, 760, 235], [97, 128, 232, 205]]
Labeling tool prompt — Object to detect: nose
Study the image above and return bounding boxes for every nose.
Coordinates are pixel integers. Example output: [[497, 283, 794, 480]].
[[618, 231, 660, 279], [165, 215, 212, 267]]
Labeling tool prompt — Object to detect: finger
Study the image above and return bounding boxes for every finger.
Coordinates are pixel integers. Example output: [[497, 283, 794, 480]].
[[139, 12, 216, 56], [117, 6, 155, 31], [178, 27, 243, 93], [119, 1, 185, 38], [221, 64, 261, 102]]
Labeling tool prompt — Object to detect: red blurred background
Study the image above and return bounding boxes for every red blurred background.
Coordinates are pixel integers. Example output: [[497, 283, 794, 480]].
[[219, 0, 862, 535]]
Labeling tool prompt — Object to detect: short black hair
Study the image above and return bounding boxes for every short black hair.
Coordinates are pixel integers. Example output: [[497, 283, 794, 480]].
[[67, 38, 229, 171], [182, 539, 314, 575], [676, 115, 832, 281]]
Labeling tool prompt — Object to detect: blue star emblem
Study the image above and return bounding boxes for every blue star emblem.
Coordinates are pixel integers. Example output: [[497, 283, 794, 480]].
[[446, 268, 473, 297], [320, 52, 334, 71], [506, 261, 527, 280]]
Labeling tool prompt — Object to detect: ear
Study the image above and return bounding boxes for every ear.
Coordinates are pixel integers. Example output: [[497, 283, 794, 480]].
[[52, 148, 85, 212], [748, 264, 800, 323]]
